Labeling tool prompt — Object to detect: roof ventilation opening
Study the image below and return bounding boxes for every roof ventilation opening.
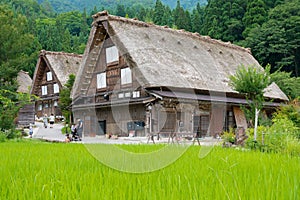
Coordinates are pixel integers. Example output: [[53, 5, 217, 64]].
[[65, 60, 69, 63], [194, 45, 198, 49], [219, 51, 223, 54], [177, 41, 181, 45], [161, 37, 165, 41]]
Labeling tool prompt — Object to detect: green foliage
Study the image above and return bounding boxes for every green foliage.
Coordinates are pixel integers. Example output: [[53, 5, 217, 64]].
[[0, 132, 7, 143], [245, 114, 300, 155], [0, 129, 21, 142], [59, 74, 75, 124], [230, 64, 271, 140], [229, 65, 271, 101], [270, 70, 300, 99], [242, 0, 267, 38], [0, 4, 41, 78], [61, 126, 71, 134], [0, 90, 33, 130], [273, 99, 300, 132], [221, 128, 235, 143], [244, 0, 300, 77]]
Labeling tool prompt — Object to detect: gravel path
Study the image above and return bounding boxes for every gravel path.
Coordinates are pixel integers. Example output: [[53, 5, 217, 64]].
[[30, 121, 221, 145]]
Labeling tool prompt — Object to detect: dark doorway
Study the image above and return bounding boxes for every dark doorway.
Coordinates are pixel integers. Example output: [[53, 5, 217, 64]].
[[98, 120, 106, 135], [193, 115, 209, 137]]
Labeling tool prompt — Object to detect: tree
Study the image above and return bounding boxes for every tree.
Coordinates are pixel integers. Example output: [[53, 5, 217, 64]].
[[191, 3, 204, 33], [201, 0, 246, 42], [59, 74, 75, 124], [153, 0, 164, 25], [0, 90, 33, 130], [0, 4, 40, 83], [116, 4, 126, 17], [242, 0, 267, 38], [270, 70, 300, 100], [229, 65, 271, 140], [244, 0, 300, 77]]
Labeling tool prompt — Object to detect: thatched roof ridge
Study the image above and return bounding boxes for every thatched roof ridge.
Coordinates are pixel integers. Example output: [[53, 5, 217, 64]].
[[39, 50, 83, 59], [264, 82, 288, 101], [17, 70, 32, 93], [92, 11, 252, 54]]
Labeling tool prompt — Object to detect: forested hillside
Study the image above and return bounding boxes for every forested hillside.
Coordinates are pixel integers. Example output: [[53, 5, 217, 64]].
[[37, 0, 207, 13], [0, 0, 299, 99]]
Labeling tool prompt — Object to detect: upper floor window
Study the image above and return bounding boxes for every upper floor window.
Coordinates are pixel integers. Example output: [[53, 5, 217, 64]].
[[97, 72, 107, 89], [106, 46, 119, 63], [121, 67, 132, 85], [47, 71, 52, 81], [42, 85, 47, 95], [53, 83, 59, 94]]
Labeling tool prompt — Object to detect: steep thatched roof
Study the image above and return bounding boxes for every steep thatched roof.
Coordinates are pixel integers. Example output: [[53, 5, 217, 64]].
[[40, 50, 82, 86], [17, 70, 32, 93], [73, 11, 288, 101]]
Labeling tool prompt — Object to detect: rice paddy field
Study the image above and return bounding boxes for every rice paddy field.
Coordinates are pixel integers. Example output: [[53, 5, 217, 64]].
[[1, 140, 299, 199]]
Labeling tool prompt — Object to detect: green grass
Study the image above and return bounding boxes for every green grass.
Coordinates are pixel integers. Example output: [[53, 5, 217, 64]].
[[1, 140, 299, 199]]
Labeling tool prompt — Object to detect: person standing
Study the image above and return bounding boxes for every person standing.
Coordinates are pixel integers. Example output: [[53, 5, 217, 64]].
[[29, 123, 33, 138], [49, 113, 55, 128], [43, 114, 48, 128], [76, 118, 83, 137]]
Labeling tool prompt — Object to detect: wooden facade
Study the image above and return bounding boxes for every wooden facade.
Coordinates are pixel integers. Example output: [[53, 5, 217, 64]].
[[71, 11, 288, 138]]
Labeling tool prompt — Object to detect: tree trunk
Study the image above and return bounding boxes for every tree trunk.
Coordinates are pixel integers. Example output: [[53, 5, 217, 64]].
[[254, 107, 260, 141]]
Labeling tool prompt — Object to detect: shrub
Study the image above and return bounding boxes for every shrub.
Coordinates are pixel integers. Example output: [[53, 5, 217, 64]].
[[245, 115, 300, 155], [61, 126, 71, 134], [0, 129, 21, 142], [274, 99, 300, 130], [221, 128, 235, 144], [0, 132, 6, 142], [5, 129, 21, 139]]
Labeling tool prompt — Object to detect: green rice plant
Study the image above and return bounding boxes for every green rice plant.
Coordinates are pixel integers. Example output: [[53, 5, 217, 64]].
[[0, 131, 6, 142], [0, 140, 299, 199]]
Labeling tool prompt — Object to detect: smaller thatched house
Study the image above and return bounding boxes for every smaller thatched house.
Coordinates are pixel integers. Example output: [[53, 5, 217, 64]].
[[31, 50, 82, 118], [17, 70, 34, 127]]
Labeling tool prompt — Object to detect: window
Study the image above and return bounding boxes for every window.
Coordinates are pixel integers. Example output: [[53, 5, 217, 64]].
[[124, 92, 131, 98], [97, 73, 106, 89], [53, 83, 59, 94], [47, 72, 52, 81], [54, 101, 58, 107], [121, 68, 132, 85], [106, 46, 119, 63], [42, 85, 47, 95], [132, 91, 140, 98], [118, 93, 124, 98], [38, 104, 42, 111]]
